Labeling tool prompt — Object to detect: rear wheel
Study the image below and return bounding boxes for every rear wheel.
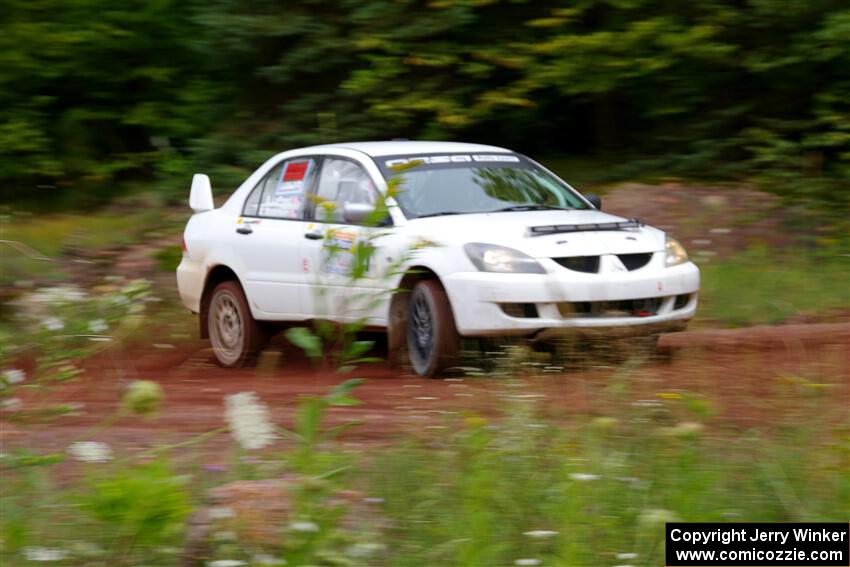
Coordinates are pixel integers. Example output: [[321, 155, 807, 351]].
[[407, 280, 460, 377], [206, 281, 267, 367]]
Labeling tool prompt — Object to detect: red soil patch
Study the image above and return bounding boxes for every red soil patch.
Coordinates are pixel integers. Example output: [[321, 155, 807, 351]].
[[2, 323, 847, 459]]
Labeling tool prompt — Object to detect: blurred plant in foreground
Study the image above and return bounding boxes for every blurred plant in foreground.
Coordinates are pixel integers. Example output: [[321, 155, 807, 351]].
[[1, 278, 151, 426]]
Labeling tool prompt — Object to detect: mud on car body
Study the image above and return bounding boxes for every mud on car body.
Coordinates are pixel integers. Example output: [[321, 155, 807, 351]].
[[177, 141, 699, 376]]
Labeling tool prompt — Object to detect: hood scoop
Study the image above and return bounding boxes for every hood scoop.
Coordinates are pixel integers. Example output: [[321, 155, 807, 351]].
[[528, 218, 643, 237]]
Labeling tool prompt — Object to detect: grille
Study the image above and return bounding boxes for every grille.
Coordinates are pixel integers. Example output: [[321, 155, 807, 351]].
[[553, 253, 653, 273], [553, 256, 600, 273], [674, 293, 691, 309], [558, 297, 662, 318], [617, 252, 652, 270]]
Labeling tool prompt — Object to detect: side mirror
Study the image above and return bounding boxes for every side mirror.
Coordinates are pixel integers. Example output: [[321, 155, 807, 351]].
[[189, 174, 214, 213], [585, 193, 602, 210], [343, 202, 376, 224]]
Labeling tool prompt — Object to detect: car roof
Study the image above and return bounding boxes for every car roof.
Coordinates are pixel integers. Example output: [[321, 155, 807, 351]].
[[300, 140, 512, 157]]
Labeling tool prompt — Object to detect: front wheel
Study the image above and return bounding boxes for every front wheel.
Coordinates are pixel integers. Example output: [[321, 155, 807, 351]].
[[206, 281, 267, 367], [406, 280, 460, 377]]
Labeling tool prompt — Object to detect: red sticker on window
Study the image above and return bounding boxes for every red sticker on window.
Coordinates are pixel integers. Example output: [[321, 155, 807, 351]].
[[283, 161, 310, 182]]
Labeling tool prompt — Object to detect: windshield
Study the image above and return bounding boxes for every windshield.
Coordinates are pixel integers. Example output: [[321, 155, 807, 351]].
[[376, 153, 590, 218]]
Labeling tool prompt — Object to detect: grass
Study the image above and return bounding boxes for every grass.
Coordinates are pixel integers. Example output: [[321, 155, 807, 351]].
[[2, 210, 159, 257], [695, 247, 849, 327], [2, 369, 847, 566], [366, 413, 847, 566], [154, 245, 183, 272], [0, 205, 184, 287]]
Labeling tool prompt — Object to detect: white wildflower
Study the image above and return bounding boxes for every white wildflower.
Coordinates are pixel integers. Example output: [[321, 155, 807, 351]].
[[2, 398, 23, 411], [157, 546, 182, 555], [289, 521, 319, 533], [616, 476, 641, 483], [2, 368, 26, 384], [345, 542, 384, 558], [67, 441, 112, 463], [252, 554, 286, 565], [638, 508, 679, 530], [612, 564, 634, 567], [524, 530, 559, 539], [672, 421, 705, 437], [69, 541, 103, 558], [569, 473, 600, 481], [23, 547, 68, 561], [225, 392, 276, 450], [632, 398, 662, 408], [42, 317, 64, 331], [616, 553, 638, 560], [207, 560, 246, 567], [515, 559, 542, 566], [32, 286, 86, 304], [209, 506, 235, 520], [212, 531, 237, 542], [88, 319, 108, 333]]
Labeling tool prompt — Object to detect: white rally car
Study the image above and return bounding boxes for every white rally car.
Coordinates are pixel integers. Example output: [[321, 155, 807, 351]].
[[177, 141, 699, 376]]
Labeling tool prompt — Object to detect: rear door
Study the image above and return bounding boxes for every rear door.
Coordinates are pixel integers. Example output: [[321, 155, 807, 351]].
[[231, 156, 319, 316]]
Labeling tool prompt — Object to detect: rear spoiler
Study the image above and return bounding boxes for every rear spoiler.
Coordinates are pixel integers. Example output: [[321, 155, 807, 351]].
[[528, 218, 643, 237]]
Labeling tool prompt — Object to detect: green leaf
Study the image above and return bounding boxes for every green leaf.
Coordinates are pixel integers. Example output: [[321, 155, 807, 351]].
[[285, 327, 323, 359], [326, 378, 364, 406], [343, 340, 374, 359]]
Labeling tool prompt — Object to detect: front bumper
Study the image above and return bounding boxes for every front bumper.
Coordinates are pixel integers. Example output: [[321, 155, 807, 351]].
[[442, 260, 700, 337]]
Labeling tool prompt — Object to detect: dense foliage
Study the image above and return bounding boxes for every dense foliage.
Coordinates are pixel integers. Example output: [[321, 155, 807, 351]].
[[3, 0, 848, 212]]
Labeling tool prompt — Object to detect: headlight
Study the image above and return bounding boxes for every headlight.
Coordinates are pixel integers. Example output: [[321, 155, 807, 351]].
[[464, 243, 545, 274], [665, 237, 688, 267]]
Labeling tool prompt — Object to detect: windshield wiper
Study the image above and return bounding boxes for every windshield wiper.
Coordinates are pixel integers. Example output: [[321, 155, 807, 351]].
[[416, 211, 465, 218], [489, 204, 573, 213], [417, 205, 572, 218]]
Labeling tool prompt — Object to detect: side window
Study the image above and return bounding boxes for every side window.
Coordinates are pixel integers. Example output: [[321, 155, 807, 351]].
[[242, 158, 317, 219], [314, 158, 377, 223]]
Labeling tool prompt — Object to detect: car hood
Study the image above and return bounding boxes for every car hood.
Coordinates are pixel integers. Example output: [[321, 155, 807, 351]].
[[406, 209, 666, 257]]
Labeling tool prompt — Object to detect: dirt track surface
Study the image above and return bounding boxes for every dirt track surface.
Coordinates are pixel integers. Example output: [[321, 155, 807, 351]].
[[3, 323, 848, 459]]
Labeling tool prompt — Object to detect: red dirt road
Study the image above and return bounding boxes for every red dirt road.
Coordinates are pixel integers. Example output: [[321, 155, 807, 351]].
[[3, 323, 848, 458]]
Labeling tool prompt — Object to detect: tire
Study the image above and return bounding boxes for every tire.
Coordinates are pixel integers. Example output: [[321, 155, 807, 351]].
[[206, 281, 267, 367], [406, 280, 461, 377]]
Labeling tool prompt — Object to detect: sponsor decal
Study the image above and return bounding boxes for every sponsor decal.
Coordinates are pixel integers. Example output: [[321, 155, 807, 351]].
[[322, 229, 358, 275], [385, 154, 520, 168], [283, 160, 310, 182]]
